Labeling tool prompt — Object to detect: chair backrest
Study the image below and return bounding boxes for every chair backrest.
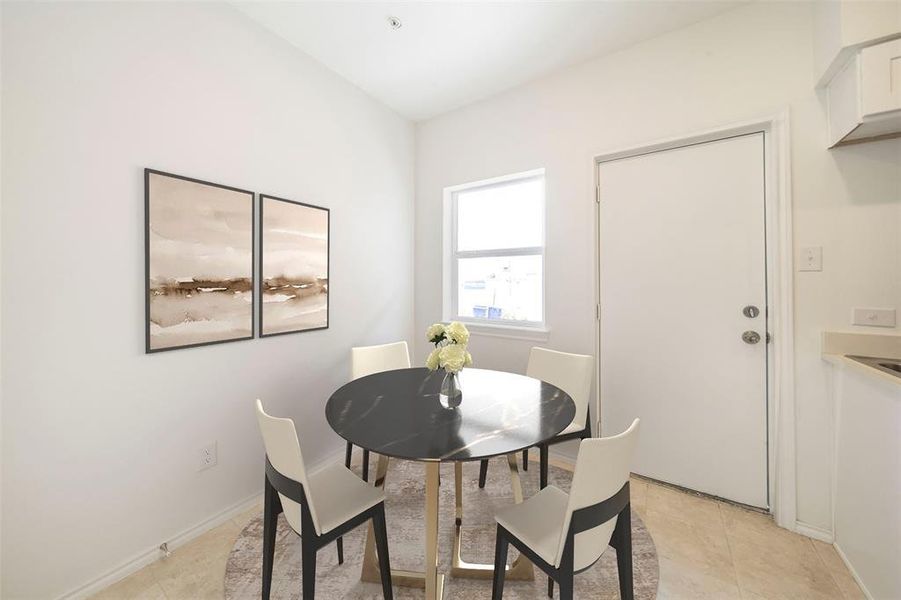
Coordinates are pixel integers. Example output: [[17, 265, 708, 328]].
[[554, 418, 640, 569], [351, 341, 411, 380], [255, 399, 322, 535], [527, 347, 594, 430]]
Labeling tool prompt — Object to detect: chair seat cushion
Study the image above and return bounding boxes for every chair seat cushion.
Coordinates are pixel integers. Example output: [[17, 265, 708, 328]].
[[283, 463, 384, 536], [495, 485, 616, 570]]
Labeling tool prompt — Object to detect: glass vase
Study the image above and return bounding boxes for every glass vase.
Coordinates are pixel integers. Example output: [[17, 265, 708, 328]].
[[439, 370, 463, 409]]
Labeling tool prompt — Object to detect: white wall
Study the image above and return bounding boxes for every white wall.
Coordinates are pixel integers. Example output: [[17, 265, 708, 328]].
[[0, 3, 414, 598], [415, 1, 901, 534]]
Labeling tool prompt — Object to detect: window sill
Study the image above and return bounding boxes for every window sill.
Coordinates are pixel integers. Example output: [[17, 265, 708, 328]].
[[459, 321, 550, 342]]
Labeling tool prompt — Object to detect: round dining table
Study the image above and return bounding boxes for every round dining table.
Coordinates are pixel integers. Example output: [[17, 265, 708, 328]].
[[326, 367, 576, 600]]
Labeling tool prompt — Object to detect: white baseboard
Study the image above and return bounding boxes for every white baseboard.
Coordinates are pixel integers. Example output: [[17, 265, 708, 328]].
[[57, 490, 262, 600], [795, 520, 834, 543], [833, 541, 874, 600], [57, 447, 346, 600]]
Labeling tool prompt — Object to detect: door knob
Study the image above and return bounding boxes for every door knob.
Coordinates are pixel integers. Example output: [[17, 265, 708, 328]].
[[742, 331, 761, 344], [742, 305, 760, 318]]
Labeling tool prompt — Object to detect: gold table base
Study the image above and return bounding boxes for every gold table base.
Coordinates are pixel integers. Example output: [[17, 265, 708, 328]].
[[360, 453, 534, 599]]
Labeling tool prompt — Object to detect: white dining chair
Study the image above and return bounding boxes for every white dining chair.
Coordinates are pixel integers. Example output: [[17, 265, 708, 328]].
[[479, 347, 594, 489], [256, 400, 394, 600], [347, 341, 411, 481], [491, 418, 640, 600]]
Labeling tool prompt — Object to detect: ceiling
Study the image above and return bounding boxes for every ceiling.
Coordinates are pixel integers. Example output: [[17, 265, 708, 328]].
[[233, 1, 746, 121]]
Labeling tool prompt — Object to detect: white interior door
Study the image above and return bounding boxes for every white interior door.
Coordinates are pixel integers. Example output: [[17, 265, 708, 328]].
[[599, 133, 768, 508]]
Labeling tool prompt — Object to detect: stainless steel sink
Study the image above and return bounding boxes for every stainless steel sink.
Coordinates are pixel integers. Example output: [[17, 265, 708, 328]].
[[847, 355, 901, 379], [878, 362, 901, 374]]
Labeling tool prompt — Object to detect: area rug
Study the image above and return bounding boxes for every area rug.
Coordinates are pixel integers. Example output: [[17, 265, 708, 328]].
[[225, 458, 659, 599]]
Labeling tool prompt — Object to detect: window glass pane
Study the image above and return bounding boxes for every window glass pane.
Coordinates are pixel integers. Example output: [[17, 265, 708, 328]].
[[457, 255, 542, 323], [456, 177, 543, 251]]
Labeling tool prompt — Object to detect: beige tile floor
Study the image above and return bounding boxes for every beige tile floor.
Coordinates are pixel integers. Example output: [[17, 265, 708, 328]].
[[92, 458, 864, 600]]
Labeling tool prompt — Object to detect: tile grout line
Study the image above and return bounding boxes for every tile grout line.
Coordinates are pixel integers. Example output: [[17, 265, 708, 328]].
[[808, 537, 852, 600], [148, 562, 173, 600], [156, 581, 170, 600], [716, 501, 746, 599], [145, 561, 169, 600]]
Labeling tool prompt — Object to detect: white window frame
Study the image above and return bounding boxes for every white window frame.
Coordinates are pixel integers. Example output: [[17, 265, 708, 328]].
[[442, 168, 547, 338]]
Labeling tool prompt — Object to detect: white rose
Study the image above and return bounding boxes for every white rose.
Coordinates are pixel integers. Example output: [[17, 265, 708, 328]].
[[465, 351, 473, 367], [439, 344, 467, 373], [444, 321, 470, 345], [426, 348, 441, 371], [426, 323, 446, 344]]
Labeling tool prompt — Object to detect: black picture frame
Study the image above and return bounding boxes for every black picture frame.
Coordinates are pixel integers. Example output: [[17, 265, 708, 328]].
[[258, 194, 330, 338], [144, 168, 256, 353]]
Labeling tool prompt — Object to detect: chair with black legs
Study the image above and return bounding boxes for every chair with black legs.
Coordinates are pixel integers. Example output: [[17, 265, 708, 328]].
[[479, 347, 593, 490], [256, 400, 394, 600], [491, 418, 640, 600], [346, 341, 411, 482]]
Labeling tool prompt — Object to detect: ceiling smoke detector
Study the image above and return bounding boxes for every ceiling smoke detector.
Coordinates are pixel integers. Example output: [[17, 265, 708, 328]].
[[387, 16, 402, 30]]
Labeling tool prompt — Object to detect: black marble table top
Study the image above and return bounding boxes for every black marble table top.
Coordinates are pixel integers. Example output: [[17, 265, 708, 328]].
[[325, 367, 576, 462]]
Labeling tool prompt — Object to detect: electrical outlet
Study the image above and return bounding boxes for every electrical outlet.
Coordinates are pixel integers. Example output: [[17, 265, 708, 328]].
[[199, 442, 217, 471], [852, 307, 896, 328]]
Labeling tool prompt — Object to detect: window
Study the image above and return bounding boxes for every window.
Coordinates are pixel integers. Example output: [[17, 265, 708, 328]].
[[445, 170, 545, 330]]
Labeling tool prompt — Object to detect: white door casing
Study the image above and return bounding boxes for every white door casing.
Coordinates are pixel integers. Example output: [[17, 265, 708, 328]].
[[598, 132, 769, 508]]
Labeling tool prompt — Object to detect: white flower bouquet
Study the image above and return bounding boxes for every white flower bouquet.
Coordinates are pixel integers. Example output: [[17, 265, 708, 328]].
[[425, 322, 473, 373], [426, 322, 472, 408]]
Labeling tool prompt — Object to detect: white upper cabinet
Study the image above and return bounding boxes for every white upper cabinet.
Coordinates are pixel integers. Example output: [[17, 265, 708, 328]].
[[860, 39, 901, 116], [826, 39, 901, 147], [816, 2, 901, 148]]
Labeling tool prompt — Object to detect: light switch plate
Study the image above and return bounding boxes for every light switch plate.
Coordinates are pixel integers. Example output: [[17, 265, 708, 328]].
[[799, 247, 822, 271], [852, 307, 896, 328]]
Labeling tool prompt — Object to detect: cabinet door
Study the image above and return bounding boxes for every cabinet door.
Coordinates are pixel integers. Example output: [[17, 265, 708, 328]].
[[861, 39, 901, 116]]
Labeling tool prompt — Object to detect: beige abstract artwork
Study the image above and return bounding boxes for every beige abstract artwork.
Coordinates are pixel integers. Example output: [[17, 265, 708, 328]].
[[260, 195, 329, 336], [145, 170, 254, 352]]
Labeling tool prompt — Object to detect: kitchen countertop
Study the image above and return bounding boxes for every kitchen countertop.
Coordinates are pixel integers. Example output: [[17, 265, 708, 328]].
[[823, 353, 901, 387], [822, 331, 901, 388]]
